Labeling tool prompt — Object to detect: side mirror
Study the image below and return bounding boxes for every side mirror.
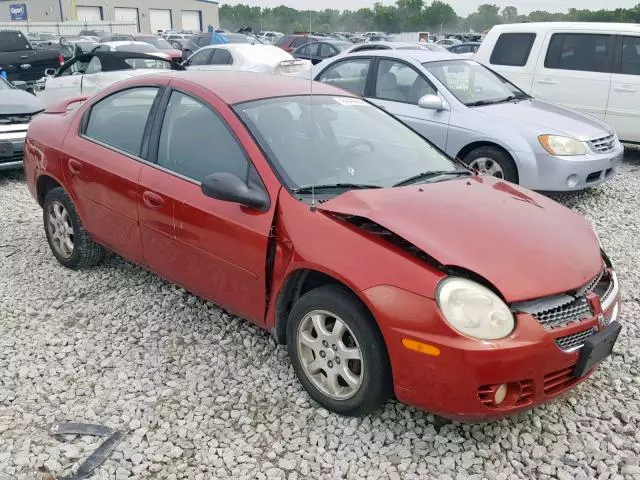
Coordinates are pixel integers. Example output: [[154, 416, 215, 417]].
[[201, 172, 270, 212], [418, 94, 444, 111], [11, 80, 27, 90], [44, 68, 57, 77]]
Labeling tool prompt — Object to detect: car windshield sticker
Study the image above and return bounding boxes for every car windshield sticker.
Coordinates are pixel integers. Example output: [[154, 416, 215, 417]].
[[333, 97, 367, 106]]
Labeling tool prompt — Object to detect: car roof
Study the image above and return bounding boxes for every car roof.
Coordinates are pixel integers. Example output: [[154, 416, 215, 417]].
[[489, 22, 640, 33], [103, 41, 157, 48], [345, 49, 459, 62], [147, 71, 356, 104]]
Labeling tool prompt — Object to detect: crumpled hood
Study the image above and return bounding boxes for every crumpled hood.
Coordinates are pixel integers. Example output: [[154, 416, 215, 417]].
[[476, 99, 612, 141], [319, 176, 602, 302], [0, 90, 44, 115]]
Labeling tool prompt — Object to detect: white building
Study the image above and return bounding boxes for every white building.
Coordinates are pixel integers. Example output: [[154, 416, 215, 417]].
[[1, 0, 220, 33]]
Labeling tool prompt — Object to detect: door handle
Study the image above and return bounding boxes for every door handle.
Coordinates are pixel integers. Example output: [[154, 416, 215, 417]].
[[536, 78, 556, 85], [68, 158, 82, 174], [142, 190, 164, 209], [613, 85, 636, 93]]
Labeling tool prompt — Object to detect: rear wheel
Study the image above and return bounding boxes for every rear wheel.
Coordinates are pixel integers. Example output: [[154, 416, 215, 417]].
[[463, 146, 518, 183], [43, 187, 105, 269], [287, 285, 392, 416]]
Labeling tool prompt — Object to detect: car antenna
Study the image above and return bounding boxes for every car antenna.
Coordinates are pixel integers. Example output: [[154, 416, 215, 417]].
[[309, 9, 317, 213]]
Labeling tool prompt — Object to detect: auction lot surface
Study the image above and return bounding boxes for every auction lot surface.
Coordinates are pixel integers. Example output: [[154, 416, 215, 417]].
[[1, 151, 639, 480]]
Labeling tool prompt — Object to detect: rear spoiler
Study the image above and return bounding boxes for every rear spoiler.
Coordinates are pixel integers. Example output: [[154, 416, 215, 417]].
[[45, 96, 89, 114]]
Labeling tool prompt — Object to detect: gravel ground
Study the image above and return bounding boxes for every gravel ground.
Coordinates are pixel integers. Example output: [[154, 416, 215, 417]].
[[1, 151, 640, 480]]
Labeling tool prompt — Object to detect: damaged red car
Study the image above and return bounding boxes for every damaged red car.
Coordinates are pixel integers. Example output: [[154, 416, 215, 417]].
[[24, 71, 621, 421]]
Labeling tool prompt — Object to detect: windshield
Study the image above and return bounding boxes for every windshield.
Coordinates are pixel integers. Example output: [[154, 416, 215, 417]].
[[138, 36, 172, 49], [0, 77, 11, 90], [424, 59, 527, 106], [234, 95, 457, 191]]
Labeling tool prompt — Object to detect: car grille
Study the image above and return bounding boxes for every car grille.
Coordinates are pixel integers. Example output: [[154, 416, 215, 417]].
[[0, 113, 36, 125], [554, 327, 597, 352], [0, 151, 24, 165], [513, 268, 615, 330], [543, 365, 579, 395], [589, 134, 617, 153]]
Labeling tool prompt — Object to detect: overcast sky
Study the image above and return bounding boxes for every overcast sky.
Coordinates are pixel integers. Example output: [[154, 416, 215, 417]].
[[221, 0, 639, 17]]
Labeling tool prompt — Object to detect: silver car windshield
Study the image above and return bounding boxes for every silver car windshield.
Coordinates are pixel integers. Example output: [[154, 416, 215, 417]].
[[235, 95, 458, 190], [424, 59, 528, 107]]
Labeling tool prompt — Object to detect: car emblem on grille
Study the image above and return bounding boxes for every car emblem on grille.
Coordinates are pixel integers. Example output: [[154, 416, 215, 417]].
[[586, 292, 606, 330]]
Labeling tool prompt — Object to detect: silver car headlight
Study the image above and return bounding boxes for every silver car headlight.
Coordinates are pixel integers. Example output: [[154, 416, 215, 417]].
[[539, 135, 586, 156], [436, 277, 515, 340]]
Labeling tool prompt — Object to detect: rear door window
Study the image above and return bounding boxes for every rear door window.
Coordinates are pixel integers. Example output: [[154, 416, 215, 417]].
[[84, 87, 159, 157], [544, 33, 615, 73], [490, 33, 536, 66], [317, 58, 372, 96]]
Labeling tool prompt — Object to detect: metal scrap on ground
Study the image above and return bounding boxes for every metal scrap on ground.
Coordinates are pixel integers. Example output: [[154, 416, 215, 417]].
[[49, 423, 127, 480]]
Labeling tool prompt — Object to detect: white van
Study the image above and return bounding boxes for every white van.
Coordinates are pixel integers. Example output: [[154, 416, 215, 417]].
[[475, 23, 640, 143]]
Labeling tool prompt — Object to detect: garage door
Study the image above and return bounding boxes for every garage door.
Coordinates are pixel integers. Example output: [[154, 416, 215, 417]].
[[114, 7, 139, 30], [181, 10, 201, 32], [149, 9, 172, 33], [76, 6, 102, 21]]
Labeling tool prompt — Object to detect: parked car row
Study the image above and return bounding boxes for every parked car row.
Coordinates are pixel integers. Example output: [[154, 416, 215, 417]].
[[22, 70, 622, 422]]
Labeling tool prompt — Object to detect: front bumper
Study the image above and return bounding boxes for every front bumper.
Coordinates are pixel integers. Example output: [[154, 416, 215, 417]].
[[0, 130, 27, 172], [514, 143, 624, 191], [363, 277, 620, 422]]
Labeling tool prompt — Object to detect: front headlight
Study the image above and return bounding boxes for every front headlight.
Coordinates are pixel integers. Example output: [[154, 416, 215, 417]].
[[436, 277, 515, 340], [539, 135, 586, 156]]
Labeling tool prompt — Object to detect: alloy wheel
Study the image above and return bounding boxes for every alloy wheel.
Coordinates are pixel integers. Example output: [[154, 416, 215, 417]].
[[47, 201, 74, 259], [296, 309, 364, 400]]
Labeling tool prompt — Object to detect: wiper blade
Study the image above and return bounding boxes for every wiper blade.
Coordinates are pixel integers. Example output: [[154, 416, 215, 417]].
[[467, 94, 528, 107], [292, 183, 383, 194], [393, 170, 471, 187]]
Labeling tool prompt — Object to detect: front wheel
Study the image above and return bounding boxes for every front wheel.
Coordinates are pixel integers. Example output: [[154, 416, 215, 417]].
[[286, 285, 392, 416], [463, 146, 518, 183]]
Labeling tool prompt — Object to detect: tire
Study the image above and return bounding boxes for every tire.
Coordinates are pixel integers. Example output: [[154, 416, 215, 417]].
[[463, 146, 518, 183], [286, 284, 392, 416], [43, 187, 105, 270]]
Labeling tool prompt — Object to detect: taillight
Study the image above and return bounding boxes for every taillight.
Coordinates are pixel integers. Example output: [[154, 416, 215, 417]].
[[58, 54, 64, 66]]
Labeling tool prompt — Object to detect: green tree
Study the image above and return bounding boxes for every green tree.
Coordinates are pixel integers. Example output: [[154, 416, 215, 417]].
[[466, 4, 501, 32], [425, 1, 458, 30], [500, 6, 519, 23]]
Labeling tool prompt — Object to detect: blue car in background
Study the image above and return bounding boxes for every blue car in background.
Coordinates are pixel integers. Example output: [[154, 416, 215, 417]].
[[169, 31, 262, 61]]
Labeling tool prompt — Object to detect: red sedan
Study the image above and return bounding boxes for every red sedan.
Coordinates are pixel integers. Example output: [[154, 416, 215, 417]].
[[23, 71, 621, 421]]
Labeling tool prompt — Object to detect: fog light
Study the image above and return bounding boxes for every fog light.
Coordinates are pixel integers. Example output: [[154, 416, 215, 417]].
[[566, 174, 579, 188], [494, 383, 508, 405]]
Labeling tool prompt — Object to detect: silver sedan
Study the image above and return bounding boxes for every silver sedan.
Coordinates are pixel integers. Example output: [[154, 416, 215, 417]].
[[312, 50, 623, 191]]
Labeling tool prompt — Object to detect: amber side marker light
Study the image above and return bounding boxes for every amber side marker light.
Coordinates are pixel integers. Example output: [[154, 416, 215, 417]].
[[402, 338, 441, 356]]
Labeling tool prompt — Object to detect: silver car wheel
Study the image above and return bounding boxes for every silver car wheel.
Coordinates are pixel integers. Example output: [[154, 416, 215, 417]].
[[296, 309, 364, 400], [47, 201, 74, 259], [468, 157, 505, 178]]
